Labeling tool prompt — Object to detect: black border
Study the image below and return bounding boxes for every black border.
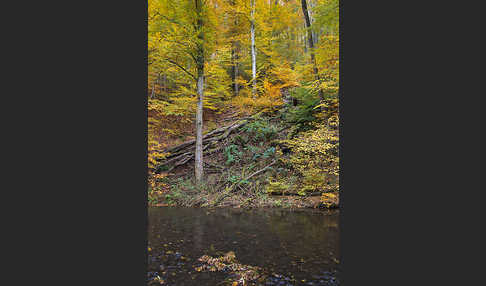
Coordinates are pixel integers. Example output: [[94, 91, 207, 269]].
[[338, 0, 344, 283], [9, 0, 478, 285]]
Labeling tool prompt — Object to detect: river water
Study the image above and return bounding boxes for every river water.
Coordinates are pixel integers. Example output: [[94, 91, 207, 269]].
[[148, 207, 340, 286]]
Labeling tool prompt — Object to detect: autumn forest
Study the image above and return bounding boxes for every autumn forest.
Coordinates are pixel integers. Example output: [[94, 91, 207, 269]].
[[147, 0, 339, 209]]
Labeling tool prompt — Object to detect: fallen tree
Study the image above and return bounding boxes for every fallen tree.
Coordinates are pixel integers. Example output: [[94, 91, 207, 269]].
[[155, 119, 250, 172]]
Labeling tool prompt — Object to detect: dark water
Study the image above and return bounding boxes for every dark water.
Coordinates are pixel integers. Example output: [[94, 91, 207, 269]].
[[148, 207, 340, 286]]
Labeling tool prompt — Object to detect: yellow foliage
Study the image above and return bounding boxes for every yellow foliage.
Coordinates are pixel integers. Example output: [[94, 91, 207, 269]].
[[283, 120, 339, 193], [231, 92, 283, 114], [266, 180, 291, 194], [320, 192, 339, 208]]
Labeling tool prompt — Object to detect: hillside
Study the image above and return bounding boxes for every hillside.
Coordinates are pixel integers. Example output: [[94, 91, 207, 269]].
[[147, 0, 339, 209], [148, 92, 339, 209]]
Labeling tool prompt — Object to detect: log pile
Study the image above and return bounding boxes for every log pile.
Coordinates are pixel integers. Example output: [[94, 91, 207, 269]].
[[155, 120, 249, 172]]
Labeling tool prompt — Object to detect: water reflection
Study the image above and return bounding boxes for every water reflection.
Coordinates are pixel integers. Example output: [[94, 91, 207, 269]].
[[148, 207, 340, 285]]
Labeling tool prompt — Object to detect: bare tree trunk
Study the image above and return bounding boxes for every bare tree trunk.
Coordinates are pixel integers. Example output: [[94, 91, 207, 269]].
[[231, 48, 236, 94], [195, 0, 204, 183], [150, 75, 157, 99], [195, 72, 204, 182], [234, 48, 239, 96], [303, 23, 308, 53], [251, 0, 257, 98], [150, 72, 162, 99], [163, 74, 167, 94], [232, 4, 239, 97], [308, 0, 317, 45], [301, 0, 324, 101]]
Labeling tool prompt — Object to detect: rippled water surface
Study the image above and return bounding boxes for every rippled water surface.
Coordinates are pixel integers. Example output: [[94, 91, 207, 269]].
[[148, 207, 340, 286]]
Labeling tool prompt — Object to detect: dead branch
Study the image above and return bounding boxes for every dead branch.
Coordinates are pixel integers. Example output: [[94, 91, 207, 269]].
[[243, 160, 277, 181]]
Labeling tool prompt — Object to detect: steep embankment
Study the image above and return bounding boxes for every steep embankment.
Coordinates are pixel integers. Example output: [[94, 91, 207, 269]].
[[150, 101, 339, 209]]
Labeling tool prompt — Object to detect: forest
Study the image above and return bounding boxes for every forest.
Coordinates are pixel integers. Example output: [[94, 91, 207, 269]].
[[147, 0, 339, 209]]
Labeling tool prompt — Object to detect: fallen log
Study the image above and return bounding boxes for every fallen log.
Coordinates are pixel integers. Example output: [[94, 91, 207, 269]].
[[161, 144, 213, 172], [164, 121, 242, 155], [156, 120, 250, 171], [204, 161, 224, 169], [161, 150, 193, 166], [161, 111, 262, 155]]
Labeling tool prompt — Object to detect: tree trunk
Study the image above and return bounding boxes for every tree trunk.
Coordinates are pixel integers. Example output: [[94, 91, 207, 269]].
[[232, 7, 239, 97], [195, 72, 204, 182], [163, 74, 167, 94], [308, 0, 317, 45], [195, 0, 204, 183], [234, 43, 239, 96], [251, 0, 257, 98], [150, 75, 157, 99], [301, 0, 324, 101], [303, 23, 307, 53], [234, 48, 236, 96], [150, 72, 161, 99]]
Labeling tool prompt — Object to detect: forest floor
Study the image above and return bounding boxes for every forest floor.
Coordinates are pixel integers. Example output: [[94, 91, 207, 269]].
[[149, 103, 339, 209]]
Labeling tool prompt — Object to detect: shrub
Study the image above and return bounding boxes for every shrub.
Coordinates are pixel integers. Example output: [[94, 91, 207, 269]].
[[266, 180, 291, 194], [284, 87, 320, 132], [282, 120, 339, 193], [243, 119, 278, 142], [224, 144, 242, 165]]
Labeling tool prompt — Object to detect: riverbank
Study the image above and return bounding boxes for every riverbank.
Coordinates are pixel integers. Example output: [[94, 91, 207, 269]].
[[150, 191, 339, 209], [149, 104, 339, 210]]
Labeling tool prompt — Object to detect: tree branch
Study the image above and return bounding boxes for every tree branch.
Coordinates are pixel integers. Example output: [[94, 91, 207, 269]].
[[164, 58, 196, 81], [243, 160, 277, 181]]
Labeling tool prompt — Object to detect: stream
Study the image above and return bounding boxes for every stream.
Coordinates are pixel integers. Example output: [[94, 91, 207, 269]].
[[148, 207, 340, 286]]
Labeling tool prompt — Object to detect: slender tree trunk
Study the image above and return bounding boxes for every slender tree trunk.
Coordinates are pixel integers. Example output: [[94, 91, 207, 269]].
[[303, 23, 308, 53], [232, 4, 239, 97], [195, 71, 204, 182], [150, 72, 162, 99], [234, 46, 239, 96], [150, 76, 157, 99], [234, 48, 236, 96], [301, 0, 323, 101], [195, 0, 204, 183], [163, 74, 167, 94], [251, 0, 257, 98], [308, 0, 317, 45]]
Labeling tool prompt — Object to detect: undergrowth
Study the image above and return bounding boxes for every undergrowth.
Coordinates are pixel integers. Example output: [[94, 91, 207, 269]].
[[151, 87, 339, 208]]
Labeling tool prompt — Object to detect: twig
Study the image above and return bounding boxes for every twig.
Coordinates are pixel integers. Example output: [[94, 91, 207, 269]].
[[243, 160, 277, 181]]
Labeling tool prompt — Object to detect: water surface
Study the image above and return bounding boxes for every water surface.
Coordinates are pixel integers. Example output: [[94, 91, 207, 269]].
[[148, 207, 340, 285]]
